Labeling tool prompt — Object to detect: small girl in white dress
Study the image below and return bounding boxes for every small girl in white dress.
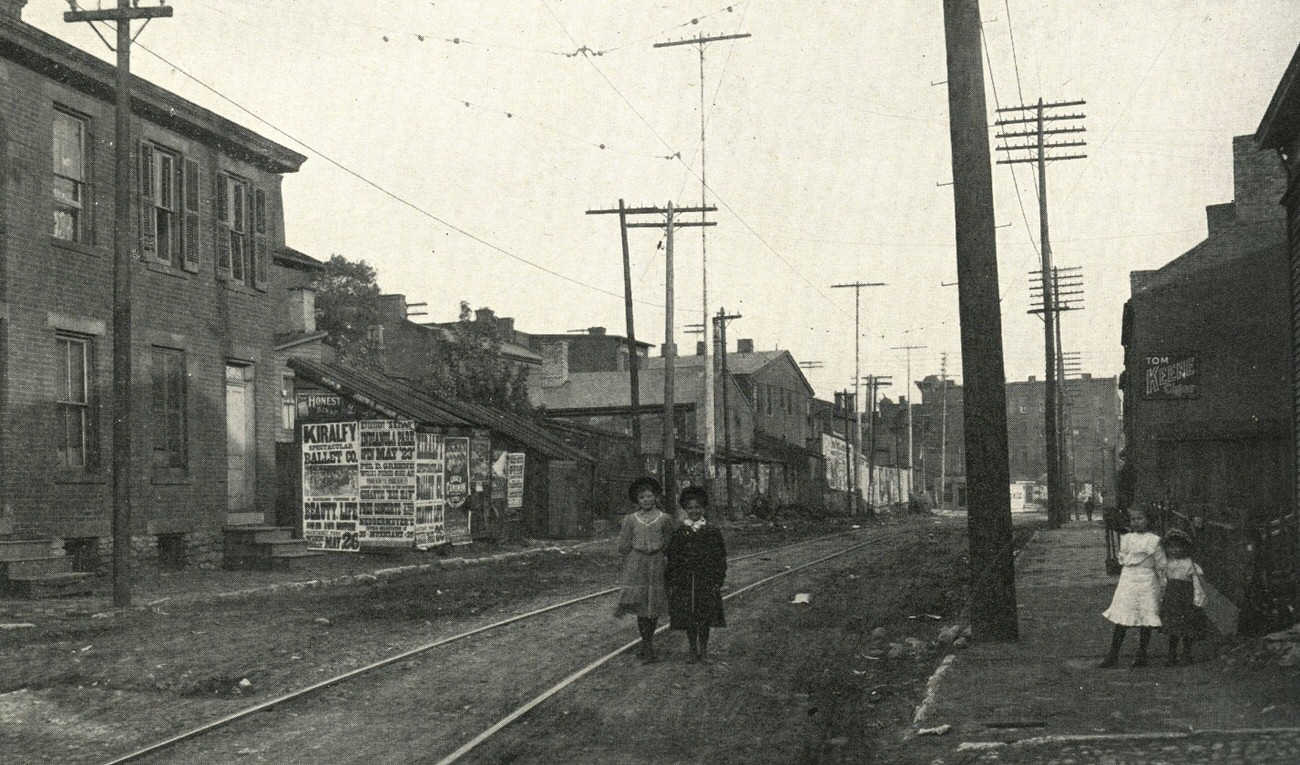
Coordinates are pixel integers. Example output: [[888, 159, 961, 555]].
[[1100, 509, 1165, 667]]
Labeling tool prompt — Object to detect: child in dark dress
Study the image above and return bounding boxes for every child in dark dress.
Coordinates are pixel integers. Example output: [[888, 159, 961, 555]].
[[665, 486, 727, 663], [1160, 529, 1210, 666]]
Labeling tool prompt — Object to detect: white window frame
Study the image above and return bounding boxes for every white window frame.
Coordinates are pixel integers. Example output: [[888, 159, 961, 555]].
[[52, 110, 86, 243]]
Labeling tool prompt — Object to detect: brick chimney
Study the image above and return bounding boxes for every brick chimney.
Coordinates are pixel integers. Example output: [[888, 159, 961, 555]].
[[0, 1, 26, 20], [378, 293, 407, 321], [737, 338, 754, 353], [1231, 134, 1287, 225], [286, 286, 316, 334], [1205, 202, 1236, 236], [587, 326, 606, 335], [696, 341, 706, 356], [541, 341, 569, 388]]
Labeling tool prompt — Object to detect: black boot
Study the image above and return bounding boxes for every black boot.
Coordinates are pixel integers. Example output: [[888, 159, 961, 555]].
[[1099, 626, 1125, 668], [1165, 636, 1180, 667], [698, 626, 711, 663], [641, 618, 658, 664], [1132, 627, 1151, 668], [686, 627, 699, 663]]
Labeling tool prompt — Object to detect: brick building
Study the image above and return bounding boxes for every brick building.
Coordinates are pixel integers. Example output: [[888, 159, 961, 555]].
[[0, 3, 312, 567], [1121, 134, 1290, 633], [1005, 374, 1122, 500]]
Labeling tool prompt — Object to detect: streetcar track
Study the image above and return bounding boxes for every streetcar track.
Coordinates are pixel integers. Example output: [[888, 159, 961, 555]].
[[435, 528, 911, 764], [98, 525, 873, 765]]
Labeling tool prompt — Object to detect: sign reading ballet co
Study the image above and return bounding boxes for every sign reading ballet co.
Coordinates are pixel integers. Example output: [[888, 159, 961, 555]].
[[1142, 353, 1199, 399]]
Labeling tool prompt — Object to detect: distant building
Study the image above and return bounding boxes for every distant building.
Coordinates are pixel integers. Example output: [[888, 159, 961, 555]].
[[1122, 134, 1289, 634], [914, 376, 965, 508], [1005, 375, 1122, 500]]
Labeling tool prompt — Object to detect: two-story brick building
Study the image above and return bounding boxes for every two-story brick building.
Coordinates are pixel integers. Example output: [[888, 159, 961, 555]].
[[1005, 374, 1122, 501], [0, 2, 311, 568]]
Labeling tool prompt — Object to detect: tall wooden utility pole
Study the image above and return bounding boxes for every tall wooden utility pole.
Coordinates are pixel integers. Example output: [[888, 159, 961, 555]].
[[942, 0, 1017, 641], [65, 0, 174, 609], [996, 100, 1086, 528], [586, 202, 715, 489], [939, 355, 950, 511], [891, 344, 926, 496], [714, 308, 741, 518], [654, 32, 750, 485], [862, 374, 892, 508], [831, 281, 885, 515]]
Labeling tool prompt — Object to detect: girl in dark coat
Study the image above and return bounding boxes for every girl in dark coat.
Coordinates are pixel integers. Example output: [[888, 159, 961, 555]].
[[666, 486, 727, 663]]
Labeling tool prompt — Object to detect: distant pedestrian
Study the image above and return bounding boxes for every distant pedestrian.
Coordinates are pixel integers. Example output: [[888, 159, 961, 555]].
[[666, 486, 727, 663], [1100, 508, 1165, 668], [1159, 529, 1210, 665], [1085, 496, 1096, 522], [615, 476, 675, 664]]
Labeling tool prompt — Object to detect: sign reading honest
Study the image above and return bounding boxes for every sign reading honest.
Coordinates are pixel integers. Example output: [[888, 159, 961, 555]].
[[1142, 354, 1199, 399]]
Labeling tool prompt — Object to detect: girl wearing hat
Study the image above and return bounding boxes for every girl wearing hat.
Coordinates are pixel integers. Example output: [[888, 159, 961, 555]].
[[666, 486, 727, 663], [615, 476, 676, 664], [1160, 529, 1210, 665], [1100, 508, 1165, 667]]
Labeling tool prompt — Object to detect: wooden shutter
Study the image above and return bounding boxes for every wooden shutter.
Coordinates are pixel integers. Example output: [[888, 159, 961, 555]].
[[252, 186, 269, 290], [84, 128, 97, 246], [139, 142, 156, 260], [215, 173, 231, 279], [181, 158, 201, 272]]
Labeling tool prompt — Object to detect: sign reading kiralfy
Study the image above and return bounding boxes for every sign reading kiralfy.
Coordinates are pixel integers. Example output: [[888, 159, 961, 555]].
[[1142, 354, 1199, 399], [302, 422, 360, 552], [301, 419, 418, 551]]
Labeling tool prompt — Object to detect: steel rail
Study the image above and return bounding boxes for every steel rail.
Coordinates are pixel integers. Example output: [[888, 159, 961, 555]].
[[435, 529, 909, 764], [98, 525, 870, 765]]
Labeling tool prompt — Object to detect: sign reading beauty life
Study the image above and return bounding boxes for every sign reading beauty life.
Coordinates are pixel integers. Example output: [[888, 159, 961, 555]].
[[1142, 354, 1199, 399]]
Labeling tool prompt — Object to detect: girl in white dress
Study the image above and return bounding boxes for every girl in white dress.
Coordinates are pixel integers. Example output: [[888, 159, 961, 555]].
[[1100, 509, 1165, 667]]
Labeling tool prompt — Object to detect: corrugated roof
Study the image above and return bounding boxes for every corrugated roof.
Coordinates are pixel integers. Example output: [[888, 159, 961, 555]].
[[288, 358, 591, 462]]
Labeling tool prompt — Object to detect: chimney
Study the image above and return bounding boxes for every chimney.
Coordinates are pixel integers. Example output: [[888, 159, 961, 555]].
[[499, 316, 515, 338], [737, 338, 754, 353], [1129, 270, 1157, 294], [587, 326, 607, 336], [696, 341, 706, 356], [1028, 375, 1036, 382], [541, 341, 569, 388], [474, 307, 496, 324], [1205, 202, 1236, 236], [0, 1, 26, 20], [378, 293, 407, 321], [286, 286, 316, 334], [1231, 134, 1288, 225]]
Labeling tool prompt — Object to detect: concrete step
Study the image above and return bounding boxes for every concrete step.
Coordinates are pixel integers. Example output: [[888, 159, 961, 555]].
[[0, 555, 74, 579], [2, 571, 94, 599], [0, 539, 61, 561]]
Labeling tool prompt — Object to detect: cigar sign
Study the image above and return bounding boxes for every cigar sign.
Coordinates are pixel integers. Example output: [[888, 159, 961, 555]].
[[1142, 353, 1199, 399]]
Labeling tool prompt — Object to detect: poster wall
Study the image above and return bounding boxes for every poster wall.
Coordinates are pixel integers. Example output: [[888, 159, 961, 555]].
[[506, 452, 526, 513], [414, 432, 446, 549], [357, 420, 417, 545], [443, 437, 472, 543], [302, 422, 361, 552]]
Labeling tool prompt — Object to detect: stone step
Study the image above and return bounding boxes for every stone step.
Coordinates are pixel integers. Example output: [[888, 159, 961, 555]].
[[223, 548, 323, 572], [2, 571, 94, 599], [0, 539, 61, 561], [222, 526, 295, 544], [0, 555, 74, 580]]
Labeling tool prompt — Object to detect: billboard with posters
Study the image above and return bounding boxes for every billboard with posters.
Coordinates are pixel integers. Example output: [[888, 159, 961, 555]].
[[506, 452, 526, 512], [356, 420, 417, 546], [302, 421, 361, 552], [414, 432, 446, 549], [443, 437, 472, 543]]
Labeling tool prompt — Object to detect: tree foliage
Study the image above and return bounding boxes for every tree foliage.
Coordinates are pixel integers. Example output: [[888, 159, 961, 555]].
[[422, 303, 534, 413], [312, 254, 383, 368]]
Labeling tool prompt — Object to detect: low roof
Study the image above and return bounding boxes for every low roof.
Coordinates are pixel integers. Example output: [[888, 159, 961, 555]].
[[645, 350, 816, 395], [289, 358, 591, 462]]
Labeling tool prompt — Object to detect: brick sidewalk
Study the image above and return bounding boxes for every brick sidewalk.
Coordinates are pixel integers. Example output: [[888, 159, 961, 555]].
[[905, 521, 1300, 765]]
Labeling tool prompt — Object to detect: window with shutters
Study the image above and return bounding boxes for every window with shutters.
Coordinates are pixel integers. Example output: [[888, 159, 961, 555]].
[[216, 172, 267, 289], [151, 346, 188, 470], [140, 143, 201, 271], [53, 109, 87, 242], [56, 334, 97, 470]]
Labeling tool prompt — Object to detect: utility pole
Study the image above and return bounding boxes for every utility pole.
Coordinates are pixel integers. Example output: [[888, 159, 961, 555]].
[[943, 0, 1018, 641], [831, 281, 885, 516], [997, 98, 1086, 528], [654, 31, 750, 485], [597, 203, 715, 498], [939, 355, 950, 512], [714, 309, 742, 519], [862, 374, 892, 509], [891, 344, 926, 497], [65, 0, 174, 609], [836, 389, 856, 514], [1028, 264, 1084, 524]]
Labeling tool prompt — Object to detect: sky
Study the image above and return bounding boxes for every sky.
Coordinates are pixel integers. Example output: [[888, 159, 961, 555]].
[[26, 1, 1300, 406]]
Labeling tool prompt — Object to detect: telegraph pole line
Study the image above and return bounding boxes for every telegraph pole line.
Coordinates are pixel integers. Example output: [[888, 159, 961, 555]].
[[943, 0, 1017, 641], [939, 355, 950, 512], [1029, 264, 1084, 524], [831, 281, 885, 516], [590, 203, 716, 497], [997, 97, 1086, 528], [862, 374, 892, 508], [654, 31, 751, 485], [65, 0, 174, 609], [891, 344, 926, 497], [714, 309, 741, 519]]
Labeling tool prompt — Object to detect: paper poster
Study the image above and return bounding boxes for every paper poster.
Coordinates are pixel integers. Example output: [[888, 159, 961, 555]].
[[414, 432, 446, 549], [357, 420, 417, 545], [301, 421, 360, 552], [443, 437, 471, 543], [469, 432, 492, 492], [506, 452, 526, 511]]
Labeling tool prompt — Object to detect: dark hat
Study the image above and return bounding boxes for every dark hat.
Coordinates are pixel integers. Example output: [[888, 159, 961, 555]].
[[1162, 528, 1193, 546]]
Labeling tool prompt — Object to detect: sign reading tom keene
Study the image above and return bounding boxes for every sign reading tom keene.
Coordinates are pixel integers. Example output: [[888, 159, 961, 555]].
[[1143, 354, 1199, 399]]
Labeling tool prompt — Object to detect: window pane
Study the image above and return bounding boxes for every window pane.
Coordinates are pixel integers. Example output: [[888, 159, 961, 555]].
[[157, 154, 174, 210], [53, 112, 84, 181], [232, 184, 245, 232], [68, 341, 86, 402]]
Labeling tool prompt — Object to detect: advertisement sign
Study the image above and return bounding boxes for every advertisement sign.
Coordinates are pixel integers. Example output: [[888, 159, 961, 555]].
[[301, 422, 360, 552], [506, 453, 526, 512], [822, 434, 848, 491], [357, 420, 417, 545], [1142, 353, 1199, 399], [414, 432, 446, 549], [443, 437, 472, 543]]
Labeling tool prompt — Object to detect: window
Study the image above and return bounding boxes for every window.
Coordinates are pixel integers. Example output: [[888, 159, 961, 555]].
[[217, 173, 267, 288], [56, 334, 94, 468], [151, 347, 187, 469], [142, 145, 180, 263], [281, 374, 295, 432], [53, 110, 86, 242]]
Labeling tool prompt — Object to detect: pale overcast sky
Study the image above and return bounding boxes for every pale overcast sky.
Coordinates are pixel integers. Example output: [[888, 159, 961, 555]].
[[27, 1, 1300, 404]]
